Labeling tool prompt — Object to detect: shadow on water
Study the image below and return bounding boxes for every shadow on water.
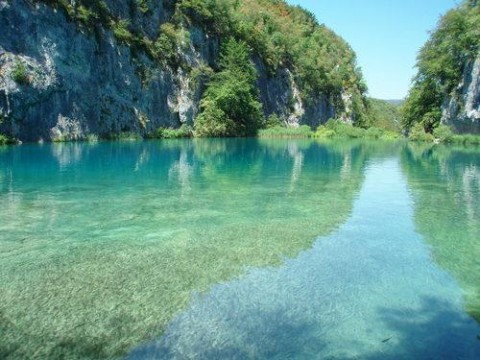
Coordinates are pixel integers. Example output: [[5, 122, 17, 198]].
[[366, 296, 480, 360], [130, 309, 324, 360]]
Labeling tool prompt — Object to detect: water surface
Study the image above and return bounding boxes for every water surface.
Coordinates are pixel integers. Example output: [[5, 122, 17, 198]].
[[0, 139, 479, 359]]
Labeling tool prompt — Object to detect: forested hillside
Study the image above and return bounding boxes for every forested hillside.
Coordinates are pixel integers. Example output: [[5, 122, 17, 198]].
[[403, 0, 480, 134]]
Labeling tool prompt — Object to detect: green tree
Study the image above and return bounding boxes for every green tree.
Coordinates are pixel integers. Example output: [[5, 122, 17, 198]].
[[403, 0, 480, 133], [195, 38, 264, 137]]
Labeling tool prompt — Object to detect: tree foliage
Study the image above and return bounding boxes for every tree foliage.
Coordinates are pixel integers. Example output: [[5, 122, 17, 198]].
[[403, 1, 480, 133], [195, 38, 263, 137]]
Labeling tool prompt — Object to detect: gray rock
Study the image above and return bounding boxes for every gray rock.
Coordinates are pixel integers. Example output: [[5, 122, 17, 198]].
[[0, 0, 355, 141], [442, 54, 480, 133]]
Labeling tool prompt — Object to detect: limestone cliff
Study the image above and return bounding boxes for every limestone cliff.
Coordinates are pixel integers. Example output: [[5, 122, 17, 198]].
[[442, 54, 480, 133], [0, 0, 366, 142]]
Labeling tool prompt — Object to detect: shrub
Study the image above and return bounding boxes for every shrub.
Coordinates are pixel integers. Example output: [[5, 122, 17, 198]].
[[0, 133, 16, 145], [11, 61, 30, 85], [433, 125, 454, 142], [451, 134, 480, 145], [0, 133, 9, 145], [76, 5, 96, 25], [258, 125, 313, 138], [315, 120, 400, 140], [364, 127, 384, 139], [153, 124, 193, 139], [109, 132, 142, 141], [314, 126, 335, 138], [409, 123, 435, 142], [265, 114, 284, 129], [136, 0, 150, 14], [112, 19, 134, 44]]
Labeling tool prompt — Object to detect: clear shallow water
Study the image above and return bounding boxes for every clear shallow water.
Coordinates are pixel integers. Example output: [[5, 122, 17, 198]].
[[0, 139, 479, 359], [129, 157, 480, 359]]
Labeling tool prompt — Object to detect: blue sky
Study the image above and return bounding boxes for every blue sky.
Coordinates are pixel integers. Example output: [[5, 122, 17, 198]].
[[287, 0, 459, 99]]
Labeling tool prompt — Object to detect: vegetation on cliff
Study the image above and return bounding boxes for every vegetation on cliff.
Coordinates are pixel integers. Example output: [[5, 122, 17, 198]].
[[403, 0, 480, 133], [195, 37, 264, 137], [35, 0, 368, 137]]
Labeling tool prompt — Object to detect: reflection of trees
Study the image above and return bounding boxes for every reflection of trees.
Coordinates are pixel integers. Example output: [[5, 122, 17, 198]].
[[0, 139, 394, 359], [168, 147, 192, 195], [402, 143, 480, 321], [287, 140, 304, 192]]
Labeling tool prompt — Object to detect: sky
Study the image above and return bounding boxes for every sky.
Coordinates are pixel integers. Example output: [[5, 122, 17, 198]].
[[287, 0, 459, 100]]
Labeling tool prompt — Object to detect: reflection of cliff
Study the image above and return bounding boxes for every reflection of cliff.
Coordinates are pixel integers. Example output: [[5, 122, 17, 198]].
[[402, 144, 480, 321], [0, 139, 387, 359]]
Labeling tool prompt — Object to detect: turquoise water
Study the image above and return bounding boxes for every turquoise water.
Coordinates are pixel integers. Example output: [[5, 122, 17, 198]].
[[0, 139, 479, 359]]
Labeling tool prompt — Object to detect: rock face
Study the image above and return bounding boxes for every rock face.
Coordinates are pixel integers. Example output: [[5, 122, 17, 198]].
[[0, 0, 343, 142], [442, 54, 480, 133]]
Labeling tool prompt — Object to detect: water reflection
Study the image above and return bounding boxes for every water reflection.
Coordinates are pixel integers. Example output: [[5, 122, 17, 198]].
[[0, 139, 380, 359], [129, 158, 480, 359], [402, 143, 480, 321]]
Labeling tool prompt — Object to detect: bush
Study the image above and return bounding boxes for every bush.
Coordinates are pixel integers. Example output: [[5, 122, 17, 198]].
[[409, 123, 435, 142], [315, 120, 401, 140], [11, 61, 30, 85], [314, 126, 335, 138], [451, 134, 480, 145], [0, 133, 9, 145], [325, 120, 365, 138], [258, 125, 313, 138], [108, 132, 143, 141], [364, 127, 384, 139], [0, 133, 16, 145], [433, 125, 454, 142], [112, 19, 134, 44], [136, 0, 150, 14], [152, 124, 193, 139], [195, 105, 234, 137], [265, 114, 284, 129]]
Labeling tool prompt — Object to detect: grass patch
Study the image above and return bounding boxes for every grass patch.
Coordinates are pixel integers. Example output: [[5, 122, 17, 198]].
[[408, 124, 480, 145], [106, 132, 143, 141], [258, 125, 314, 138], [314, 120, 401, 141], [148, 124, 193, 139]]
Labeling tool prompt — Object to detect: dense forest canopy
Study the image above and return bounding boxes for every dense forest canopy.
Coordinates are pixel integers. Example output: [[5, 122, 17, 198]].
[[403, 0, 480, 133]]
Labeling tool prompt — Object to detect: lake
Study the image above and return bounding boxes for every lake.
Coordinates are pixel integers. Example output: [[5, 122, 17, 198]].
[[1, 139, 479, 359]]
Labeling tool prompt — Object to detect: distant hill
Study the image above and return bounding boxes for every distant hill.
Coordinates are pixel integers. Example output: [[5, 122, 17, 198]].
[[366, 98, 402, 132], [383, 99, 404, 107]]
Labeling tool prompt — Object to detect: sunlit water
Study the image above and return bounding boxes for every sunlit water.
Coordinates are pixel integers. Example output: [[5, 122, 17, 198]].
[[0, 139, 479, 359]]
